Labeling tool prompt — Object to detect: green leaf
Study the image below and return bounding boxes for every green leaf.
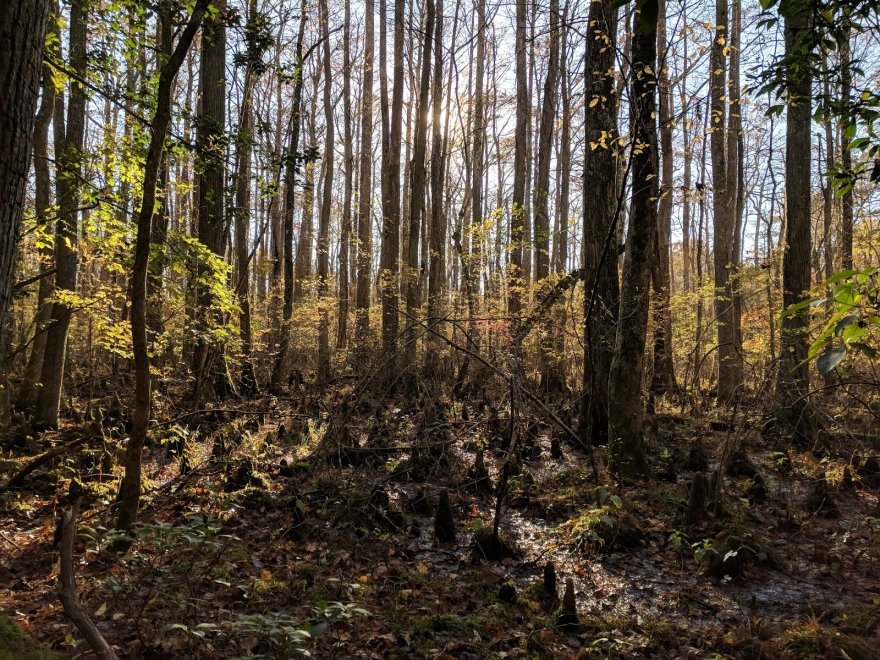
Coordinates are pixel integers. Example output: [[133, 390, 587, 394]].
[[817, 347, 846, 375]]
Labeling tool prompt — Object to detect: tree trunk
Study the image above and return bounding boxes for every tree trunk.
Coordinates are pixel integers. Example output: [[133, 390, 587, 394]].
[[650, 0, 677, 396], [0, 0, 51, 373], [427, 0, 446, 336], [35, 0, 87, 429], [270, 0, 307, 391], [839, 30, 853, 270], [775, 0, 816, 444], [607, 1, 658, 479], [580, 0, 619, 446], [232, 0, 263, 394], [116, 1, 207, 537], [190, 0, 230, 404], [337, 0, 354, 348], [17, 3, 57, 413], [710, 0, 742, 403], [405, 0, 434, 372], [508, 0, 528, 315], [355, 0, 375, 346], [379, 0, 404, 379], [534, 0, 560, 391], [317, 0, 333, 383]]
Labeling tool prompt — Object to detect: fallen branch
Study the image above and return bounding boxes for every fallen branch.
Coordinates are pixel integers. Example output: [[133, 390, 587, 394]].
[[59, 497, 118, 660], [514, 268, 585, 344], [5, 434, 92, 489]]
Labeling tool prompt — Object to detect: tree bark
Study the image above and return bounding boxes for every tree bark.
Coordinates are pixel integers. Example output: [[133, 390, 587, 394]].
[[337, 0, 354, 348], [17, 3, 58, 413], [116, 1, 207, 537], [35, 0, 87, 429], [580, 0, 619, 446], [405, 0, 434, 372], [607, 0, 658, 479], [355, 0, 375, 346], [317, 0, 333, 383], [0, 0, 51, 372], [270, 0, 307, 391], [190, 0, 231, 403], [775, 0, 816, 444], [710, 0, 742, 403], [381, 0, 405, 377], [650, 0, 677, 396], [508, 0, 529, 315]]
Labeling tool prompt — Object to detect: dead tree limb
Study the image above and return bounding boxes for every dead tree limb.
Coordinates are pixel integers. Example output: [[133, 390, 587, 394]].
[[5, 434, 91, 489], [514, 268, 585, 344], [59, 497, 118, 660]]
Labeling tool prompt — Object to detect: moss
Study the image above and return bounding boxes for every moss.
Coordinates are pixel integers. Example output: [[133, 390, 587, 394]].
[[0, 614, 60, 660]]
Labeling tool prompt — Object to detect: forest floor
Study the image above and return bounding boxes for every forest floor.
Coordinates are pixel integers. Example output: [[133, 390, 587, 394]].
[[1, 381, 880, 659]]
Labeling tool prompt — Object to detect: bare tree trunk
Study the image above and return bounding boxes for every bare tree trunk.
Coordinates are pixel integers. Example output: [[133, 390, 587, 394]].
[[710, 0, 742, 403], [232, 0, 263, 394], [508, 0, 528, 315], [270, 1, 307, 391], [775, 0, 816, 444], [580, 0, 619, 446], [317, 0, 333, 383], [650, 0, 677, 396], [405, 0, 434, 372], [116, 2, 206, 537], [36, 0, 87, 429], [607, 2, 658, 479], [17, 3, 57, 413], [839, 30, 853, 270], [534, 0, 561, 391], [337, 0, 354, 348], [0, 0, 51, 373], [355, 0, 375, 346], [190, 0, 231, 403], [427, 0, 446, 336], [378, 0, 404, 379]]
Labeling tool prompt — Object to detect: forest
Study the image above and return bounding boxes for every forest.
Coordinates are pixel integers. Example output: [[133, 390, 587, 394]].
[[1, 0, 879, 656]]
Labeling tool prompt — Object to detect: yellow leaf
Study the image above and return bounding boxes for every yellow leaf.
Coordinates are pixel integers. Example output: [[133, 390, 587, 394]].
[[861, 91, 871, 102], [259, 569, 273, 581], [589, 97, 599, 108], [417, 562, 429, 575], [357, 574, 370, 584]]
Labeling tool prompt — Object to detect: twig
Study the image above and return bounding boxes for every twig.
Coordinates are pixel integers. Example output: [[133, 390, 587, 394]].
[[59, 497, 118, 660], [0, 530, 21, 550]]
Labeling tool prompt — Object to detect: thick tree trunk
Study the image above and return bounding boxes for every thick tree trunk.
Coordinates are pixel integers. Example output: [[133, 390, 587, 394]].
[[580, 0, 619, 446], [710, 0, 742, 403], [35, 0, 87, 429], [190, 0, 231, 403], [775, 0, 816, 444], [0, 0, 51, 372], [607, 1, 658, 479], [17, 4, 57, 413]]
